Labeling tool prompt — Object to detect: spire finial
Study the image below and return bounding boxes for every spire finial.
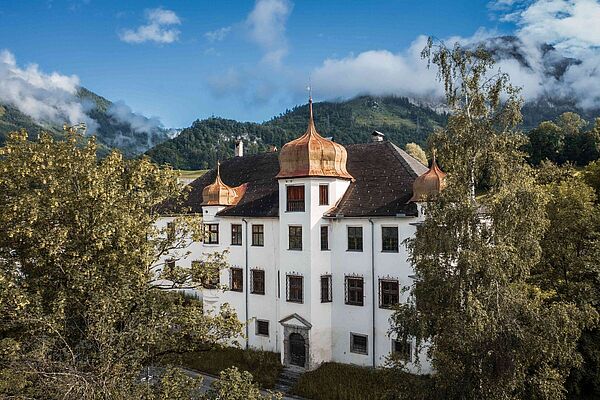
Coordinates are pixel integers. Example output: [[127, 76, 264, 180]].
[[307, 78, 314, 124], [217, 160, 221, 177]]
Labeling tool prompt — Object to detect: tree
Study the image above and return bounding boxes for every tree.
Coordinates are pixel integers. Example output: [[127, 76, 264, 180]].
[[0, 130, 243, 399], [531, 164, 600, 398], [390, 39, 597, 400], [405, 142, 428, 165], [527, 121, 564, 165]]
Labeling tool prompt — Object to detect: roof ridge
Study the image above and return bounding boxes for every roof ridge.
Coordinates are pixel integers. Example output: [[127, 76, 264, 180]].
[[387, 142, 428, 178]]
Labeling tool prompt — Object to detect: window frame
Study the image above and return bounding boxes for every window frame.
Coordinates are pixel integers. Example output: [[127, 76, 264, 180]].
[[392, 338, 412, 362], [251, 224, 264, 247], [320, 225, 329, 251], [347, 226, 363, 252], [251, 269, 265, 295], [286, 274, 304, 303], [288, 225, 303, 251], [231, 224, 242, 246], [319, 184, 329, 205], [230, 267, 243, 292], [256, 320, 269, 337], [205, 223, 219, 245], [286, 185, 305, 212], [345, 276, 364, 306], [166, 221, 176, 241], [382, 226, 399, 253], [350, 333, 368, 355], [379, 279, 399, 308], [320, 274, 332, 303]]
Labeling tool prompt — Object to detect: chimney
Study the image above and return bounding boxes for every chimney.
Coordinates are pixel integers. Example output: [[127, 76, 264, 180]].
[[235, 138, 244, 157], [372, 130, 385, 142]]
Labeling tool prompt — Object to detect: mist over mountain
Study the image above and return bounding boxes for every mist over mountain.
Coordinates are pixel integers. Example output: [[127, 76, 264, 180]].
[[0, 50, 171, 157]]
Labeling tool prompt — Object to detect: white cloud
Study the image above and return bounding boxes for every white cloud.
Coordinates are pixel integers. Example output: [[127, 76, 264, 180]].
[[108, 101, 167, 148], [312, 37, 441, 100], [204, 26, 232, 42], [119, 8, 181, 44], [0, 49, 98, 133], [246, 0, 293, 65], [514, 0, 600, 55]]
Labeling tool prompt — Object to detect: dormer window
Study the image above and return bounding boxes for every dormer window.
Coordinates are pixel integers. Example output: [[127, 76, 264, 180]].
[[286, 185, 305, 212]]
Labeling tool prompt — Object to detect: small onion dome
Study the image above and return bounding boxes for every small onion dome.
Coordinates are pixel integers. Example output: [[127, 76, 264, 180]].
[[202, 163, 247, 206], [409, 155, 447, 202], [276, 98, 353, 180]]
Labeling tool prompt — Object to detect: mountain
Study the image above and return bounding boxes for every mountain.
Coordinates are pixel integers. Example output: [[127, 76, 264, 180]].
[[145, 95, 448, 170], [0, 87, 171, 157]]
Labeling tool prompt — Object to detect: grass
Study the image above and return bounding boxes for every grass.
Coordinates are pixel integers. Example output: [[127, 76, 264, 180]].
[[290, 362, 431, 400], [161, 347, 283, 389]]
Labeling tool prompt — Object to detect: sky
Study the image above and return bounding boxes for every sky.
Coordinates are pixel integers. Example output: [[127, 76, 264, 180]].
[[0, 0, 599, 130]]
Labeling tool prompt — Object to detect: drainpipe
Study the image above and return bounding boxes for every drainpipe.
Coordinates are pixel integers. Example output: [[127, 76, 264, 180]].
[[242, 218, 249, 350], [369, 218, 376, 368]]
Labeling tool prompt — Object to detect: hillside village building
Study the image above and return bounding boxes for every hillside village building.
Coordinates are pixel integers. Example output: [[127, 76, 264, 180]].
[[156, 99, 445, 372]]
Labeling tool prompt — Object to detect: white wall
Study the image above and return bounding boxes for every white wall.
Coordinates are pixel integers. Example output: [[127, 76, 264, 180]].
[[153, 192, 431, 373]]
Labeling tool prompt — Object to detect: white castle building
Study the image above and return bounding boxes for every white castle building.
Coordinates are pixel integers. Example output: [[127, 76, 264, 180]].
[[157, 99, 445, 372]]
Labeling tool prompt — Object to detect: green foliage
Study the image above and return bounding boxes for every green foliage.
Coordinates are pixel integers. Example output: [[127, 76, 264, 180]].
[[405, 142, 428, 165], [163, 348, 283, 389], [145, 95, 448, 170], [290, 362, 431, 400], [206, 367, 282, 400], [0, 130, 243, 399], [391, 39, 597, 400], [531, 166, 600, 399], [527, 114, 600, 166]]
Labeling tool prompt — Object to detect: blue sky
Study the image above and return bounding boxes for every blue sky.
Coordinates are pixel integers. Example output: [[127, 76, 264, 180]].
[[1, 0, 599, 129]]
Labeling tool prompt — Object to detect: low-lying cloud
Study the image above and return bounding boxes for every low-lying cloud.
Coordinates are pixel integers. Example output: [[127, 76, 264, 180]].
[[0, 49, 99, 133], [0, 49, 170, 151]]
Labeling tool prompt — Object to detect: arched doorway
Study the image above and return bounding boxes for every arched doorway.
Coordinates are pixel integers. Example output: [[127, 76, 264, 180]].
[[289, 333, 306, 367]]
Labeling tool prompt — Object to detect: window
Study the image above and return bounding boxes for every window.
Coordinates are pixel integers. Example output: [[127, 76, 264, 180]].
[[252, 225, 264, 246], [320, 226, 329, 251], [382, 226, 399, 252], [379, 279, 399, 308], [205, 224, 219, 244], [286, 185, 305, 212], [286, 275, 303, 303], [231, 224, 242, 246], [392, 339, 412, 362], [193, 260, 219, 289], [319, 184, 329, 205], [345, 276, 364, 306], [251, 269, 265, 295], [256, 320, 269, 336], [230, 268, 243, 292], [350, 333, 368, 355], [347, 227, 363, 251], [288, 226, 302, 250], [321, 275, 332, 303], [165, 259, 175, 270], [166, 222, 175, 241]]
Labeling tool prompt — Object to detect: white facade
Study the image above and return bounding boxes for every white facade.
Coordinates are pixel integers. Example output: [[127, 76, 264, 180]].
[[156, 175, 431, 373]]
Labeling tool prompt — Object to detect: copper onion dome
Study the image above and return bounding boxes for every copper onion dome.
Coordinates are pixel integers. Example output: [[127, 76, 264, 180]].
[[202, 162, 246, 206], [409, 155, 447, 202], [276, 98, 353, 180]]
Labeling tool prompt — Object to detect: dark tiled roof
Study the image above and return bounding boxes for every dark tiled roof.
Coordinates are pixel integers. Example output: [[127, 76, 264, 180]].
[[175, 141, 427, 218], [325, 142, 427, 217], [183, 151, 280, 217]]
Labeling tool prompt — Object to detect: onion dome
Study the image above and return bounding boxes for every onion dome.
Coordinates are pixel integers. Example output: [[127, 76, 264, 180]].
[[409, 155, 447, 202], [276, 98, 353, 180], [202, 162, 246, 206]]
